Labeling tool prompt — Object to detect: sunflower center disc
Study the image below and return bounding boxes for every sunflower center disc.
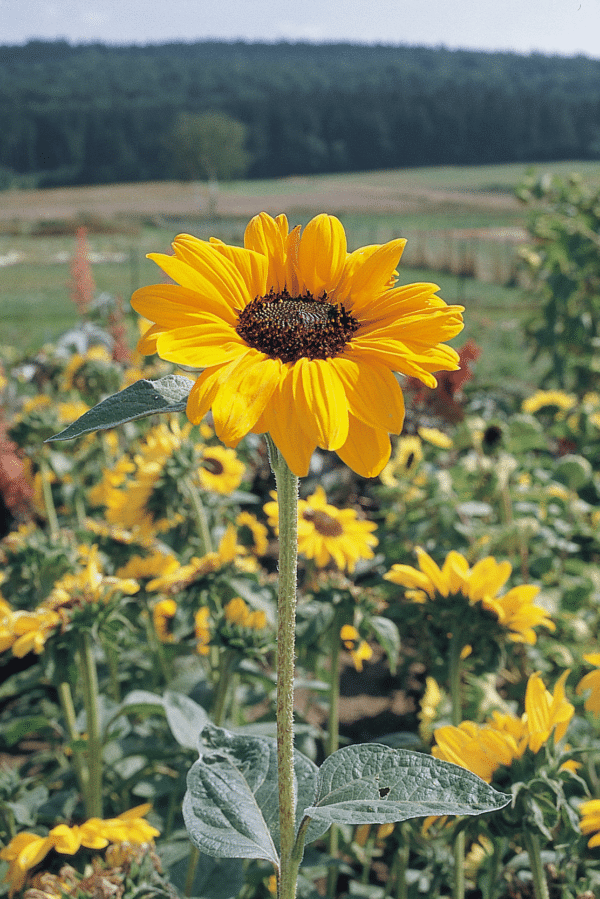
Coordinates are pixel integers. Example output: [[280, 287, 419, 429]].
[[236, 287, 360, 364], [303, 508, 344, 538], [202, 457, 224, 475]]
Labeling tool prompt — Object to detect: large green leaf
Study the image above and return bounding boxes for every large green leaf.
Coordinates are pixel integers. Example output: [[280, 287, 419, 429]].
[[303, 743, 510, 827], [183, 725, 327, 863], [113, 689, 208, 750], [45, 376, 194, 441]]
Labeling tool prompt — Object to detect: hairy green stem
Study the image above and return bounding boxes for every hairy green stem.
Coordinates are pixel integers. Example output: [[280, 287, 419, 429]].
[[326, 607, 343, 899], [39, 458, 59, 539], [523, 831, 550, 899], [267, 436, 299, 899], [211, 649, 236, 726], [57, 680, 89, 806], [77, 632, 103, 818], [389, 823, 411, 899], [449, 634, 465, 899], [183, 475, 213, 554]]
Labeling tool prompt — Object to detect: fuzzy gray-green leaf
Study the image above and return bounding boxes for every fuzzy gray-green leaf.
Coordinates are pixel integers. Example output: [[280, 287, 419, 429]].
[[302, 743, 510, 828], [45, 376, 194, 441]]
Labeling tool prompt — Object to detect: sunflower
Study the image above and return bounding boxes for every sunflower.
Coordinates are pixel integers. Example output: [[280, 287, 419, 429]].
[[576, 652, 600, 713], [580, 799, 600, 848], [432, 670, 574, 782], [264, 485, 377, 573], [132, 213, 464, 477], [197, 444, 245, 494], [384, 548, 554, 645]]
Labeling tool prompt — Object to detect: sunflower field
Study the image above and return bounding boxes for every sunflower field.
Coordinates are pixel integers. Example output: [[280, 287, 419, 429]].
[[1, 173, 600, 899]]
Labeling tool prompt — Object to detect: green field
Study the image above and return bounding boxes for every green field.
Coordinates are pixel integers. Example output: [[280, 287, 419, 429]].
[[2, 159, 590, 387]]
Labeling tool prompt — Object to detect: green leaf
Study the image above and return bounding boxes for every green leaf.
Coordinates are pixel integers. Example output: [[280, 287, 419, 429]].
[[113, 689, 208, 750], [162, 839, 245, 899], [163, 690, 210, 750], [368, 617, 401, 674], [302, 744, 510, 828], [183, 724, 327, 863], [45, 376, 194, 441]]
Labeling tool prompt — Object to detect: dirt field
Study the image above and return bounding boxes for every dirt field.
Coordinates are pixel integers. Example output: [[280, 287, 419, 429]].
[[0, 173, 521, 225]]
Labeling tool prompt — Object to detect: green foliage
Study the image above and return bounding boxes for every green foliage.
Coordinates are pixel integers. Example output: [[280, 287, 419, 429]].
[[46, 376, 193, 441], [169, 112, 250, 183], [183, 726, 508, 865], [1, 42, 600, 186], [518, 172, 600, 393]]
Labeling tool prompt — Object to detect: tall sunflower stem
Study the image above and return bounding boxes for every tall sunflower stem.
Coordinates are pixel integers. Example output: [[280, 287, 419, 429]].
[[57, 680, 89, 806], [39, 458, 60, 539], [267, 436, 299, 899], [211, 649, 236, 726], [77, 632, 103, 818], [183, 475, 213, 555], [449, 634, 465, 899], [326, 607, 343, 899], [523, 831, 550, 899]]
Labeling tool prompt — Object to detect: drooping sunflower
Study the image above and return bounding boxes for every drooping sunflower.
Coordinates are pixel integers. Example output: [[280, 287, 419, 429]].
[[132, 213, 464, 477]]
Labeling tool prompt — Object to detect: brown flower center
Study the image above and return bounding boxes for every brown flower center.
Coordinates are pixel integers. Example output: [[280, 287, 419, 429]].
[[303, 508, 344, 537], [236, 287, 360, 365], [202, 456, 224, 475]]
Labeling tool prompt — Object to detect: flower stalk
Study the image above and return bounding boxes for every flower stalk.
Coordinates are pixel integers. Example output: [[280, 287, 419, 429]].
[[449, 632, 465, 899], [326, 607, 344, 899], [77, 632, 103, 818], [267, 436, 299, 899], [523, 831, 550, 899]]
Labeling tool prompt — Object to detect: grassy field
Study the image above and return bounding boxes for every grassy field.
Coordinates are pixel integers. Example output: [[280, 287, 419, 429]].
[[2, 158, 591, 387]]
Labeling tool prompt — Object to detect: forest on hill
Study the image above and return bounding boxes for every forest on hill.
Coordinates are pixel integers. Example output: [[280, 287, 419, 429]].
[[1, 40, 600, 189]]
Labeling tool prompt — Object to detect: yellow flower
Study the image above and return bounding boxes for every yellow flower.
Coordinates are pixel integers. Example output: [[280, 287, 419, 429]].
[[522, 389, 576, 415], [433, 671, 573, 781], [197, 444, 245, 494], [0, 807, 158, 897], [576, 652, 600, 713], [379, 435, 423, 486], [132, 212, 464, 478], [46, 546, 139, 616], [235, 511, 269, 556], [224, 597, 252, 626], [194, 607, 211, 655], [0, 599, 61, 659], [340, 624, 373, 671], [384, 549, 553, 644], [265, 485, 377, 573], [116, 550, 180, 580], [418, 676, 443, 743], [580, 799, 600, 848], [152, 598, 178, 642], [223, 597, 267, 631], [524, 669, 573, 753], [417, 426, 453, 449], [433, 720, 521, 783]]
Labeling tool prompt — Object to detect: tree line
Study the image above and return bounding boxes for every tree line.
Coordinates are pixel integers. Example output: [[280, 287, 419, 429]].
[[1, 40, 599, 188]]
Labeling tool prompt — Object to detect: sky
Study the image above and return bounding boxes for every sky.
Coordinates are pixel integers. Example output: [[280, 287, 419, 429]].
[[1, 0, 600, 57]]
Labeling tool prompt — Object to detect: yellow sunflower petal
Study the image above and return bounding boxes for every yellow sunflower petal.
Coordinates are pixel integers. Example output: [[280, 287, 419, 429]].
[[156, 323, 248, 368], [172, 234, 260, 310], [292, 358, 349, 450], [332, 356, 405, 434], [336, 414, 391, 478], [212, 354, 282, 445], [336, 239, 406, 311], [131, 283, 238, 327], [208, 240, 268, 301], [297, 214, 347, 296], [244, 211, 289, 292], [257, 372, 317, 476]]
